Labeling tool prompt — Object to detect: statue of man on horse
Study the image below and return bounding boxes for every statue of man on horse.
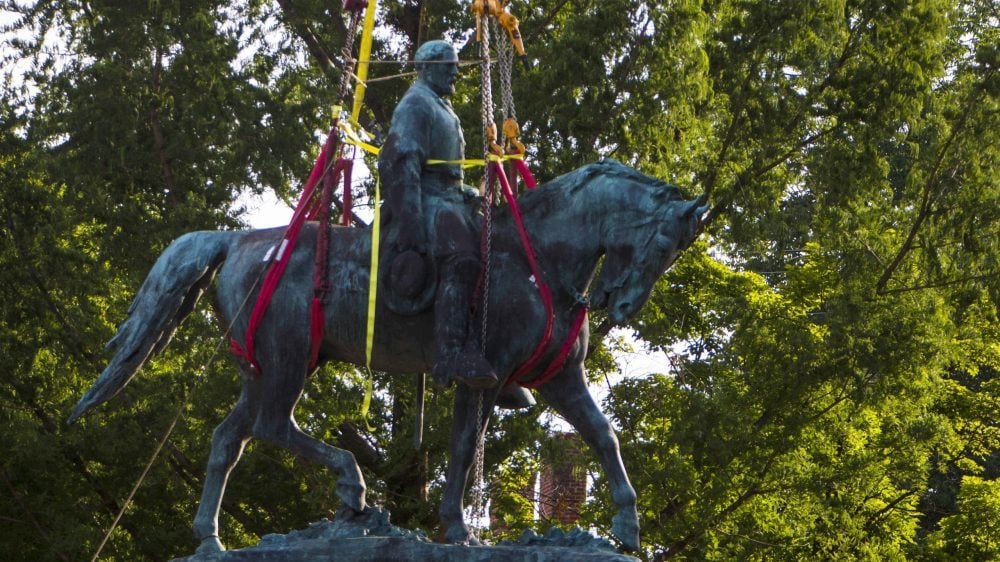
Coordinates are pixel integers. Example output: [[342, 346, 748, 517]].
[[68, 38, 710, 554]]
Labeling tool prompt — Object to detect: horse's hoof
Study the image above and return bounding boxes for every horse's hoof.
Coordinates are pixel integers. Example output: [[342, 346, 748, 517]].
[[195, 535, 225, 554], [336, 505, 372, 521], [443, 524, 480, 546], [336, 481, 367, 513], [612, 510, 640, 552]]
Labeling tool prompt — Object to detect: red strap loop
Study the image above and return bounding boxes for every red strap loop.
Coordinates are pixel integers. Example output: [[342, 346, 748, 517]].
[[486, 161, 588, 388], [231, 130, 353, 376]]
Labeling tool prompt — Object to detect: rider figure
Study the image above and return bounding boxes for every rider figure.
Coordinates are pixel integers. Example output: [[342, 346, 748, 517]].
[[378, 40, 498, 389]]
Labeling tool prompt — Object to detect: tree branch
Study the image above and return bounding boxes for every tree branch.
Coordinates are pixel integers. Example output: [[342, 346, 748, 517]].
[[702, 59, 759, 201], [275, 0, 341, 78], [876, 271, 999, 296], [659, 481, 763, 559], [699, 14, 861, 231], [3, 373, 159, 560], [2, 213, 102, 368], [1, 468, 71, 562], [524, 0, 574, 43], [863, 488, 919, 531], [874, 67, 995, 294]]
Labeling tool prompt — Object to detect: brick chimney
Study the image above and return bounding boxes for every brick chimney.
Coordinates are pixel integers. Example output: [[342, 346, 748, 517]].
[[537, 432, 587, 525]]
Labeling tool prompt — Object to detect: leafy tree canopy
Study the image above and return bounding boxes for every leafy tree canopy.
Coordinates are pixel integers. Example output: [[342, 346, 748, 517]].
[[1, 0, 996, 560]]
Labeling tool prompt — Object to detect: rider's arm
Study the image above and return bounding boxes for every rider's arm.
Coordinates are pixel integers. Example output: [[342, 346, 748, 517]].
[[378, 100, 431, 250]]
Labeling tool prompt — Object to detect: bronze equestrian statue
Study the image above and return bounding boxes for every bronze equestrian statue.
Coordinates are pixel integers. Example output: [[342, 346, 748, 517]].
[[69, 40, 708, 555]]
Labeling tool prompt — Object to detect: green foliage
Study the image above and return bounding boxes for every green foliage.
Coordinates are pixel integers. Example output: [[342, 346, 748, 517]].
[[2, 0, 997, 560], [924, 476, 1000, 561]]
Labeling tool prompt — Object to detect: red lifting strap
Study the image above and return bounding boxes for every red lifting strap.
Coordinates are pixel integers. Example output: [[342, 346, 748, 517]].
[[230, 132, 351, 376], [488, 161, 588, 388], [508, 150, 537, 190], [517, 307, 588, 389]]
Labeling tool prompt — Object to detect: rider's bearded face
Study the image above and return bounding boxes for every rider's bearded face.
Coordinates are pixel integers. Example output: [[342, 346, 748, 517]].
[[423, 56, 459, 97]]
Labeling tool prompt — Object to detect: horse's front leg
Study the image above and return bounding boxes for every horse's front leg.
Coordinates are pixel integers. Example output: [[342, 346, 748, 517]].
[[439, 384, 495, 545], [537, 363, 639, 551]]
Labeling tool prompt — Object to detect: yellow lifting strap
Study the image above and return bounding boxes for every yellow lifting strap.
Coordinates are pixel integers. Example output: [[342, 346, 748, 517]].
[[365, 174, 382, 372], [347, 0, 379, 432], [360, 174, 381, 432], [339, 120, 381, 156], [351, 0, 379, 126], [339, 119, 525, 166]]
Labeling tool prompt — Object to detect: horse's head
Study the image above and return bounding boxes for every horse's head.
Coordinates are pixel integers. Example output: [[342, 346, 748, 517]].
[[591, 191, 707, 325]]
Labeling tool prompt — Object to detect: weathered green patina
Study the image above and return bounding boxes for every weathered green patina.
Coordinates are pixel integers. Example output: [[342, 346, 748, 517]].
[[69, 41, 709, 558], [378, 40, 497, 389]]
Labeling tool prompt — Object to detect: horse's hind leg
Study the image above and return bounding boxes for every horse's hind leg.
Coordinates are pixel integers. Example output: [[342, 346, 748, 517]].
[[537, 363, 639, 551], [193, 388, 254, 554], [251, 360, 366, 514]]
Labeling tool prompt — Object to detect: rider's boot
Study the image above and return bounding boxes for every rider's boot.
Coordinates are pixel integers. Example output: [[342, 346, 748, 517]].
[[432, 255, 498, 389]]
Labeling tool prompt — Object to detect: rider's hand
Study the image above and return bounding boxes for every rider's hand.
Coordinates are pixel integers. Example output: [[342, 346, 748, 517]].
[[460, 186, 484, 213], [460, 185, 482, 201]]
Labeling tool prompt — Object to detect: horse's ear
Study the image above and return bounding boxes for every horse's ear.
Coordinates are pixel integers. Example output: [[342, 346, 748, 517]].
[[682, 193, 709, 218]]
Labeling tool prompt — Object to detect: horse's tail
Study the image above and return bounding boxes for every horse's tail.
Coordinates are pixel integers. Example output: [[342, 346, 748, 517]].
[[68, 230, 237, 423]]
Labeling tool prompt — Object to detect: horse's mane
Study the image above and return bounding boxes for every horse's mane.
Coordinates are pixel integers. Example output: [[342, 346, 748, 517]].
[[516, 159, 684, 215]]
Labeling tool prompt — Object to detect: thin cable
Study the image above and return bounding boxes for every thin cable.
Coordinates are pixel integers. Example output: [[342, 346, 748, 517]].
[[347, 60, 497, 86], [353, 58, 491, 65], [90, 409, 180, 562], [472, 389, 486, 540], [89, 270, 265, 561]]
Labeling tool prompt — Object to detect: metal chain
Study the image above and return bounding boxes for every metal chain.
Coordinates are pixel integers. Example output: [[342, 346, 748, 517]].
[[471, 163, 493, 545], [468, 13, 496, 542], [472, 389, 487, 540], [479, 18, 496, 157], [336, 12, 362, 106], [498, 28, 516, 121], [479, 17, 496, 360]]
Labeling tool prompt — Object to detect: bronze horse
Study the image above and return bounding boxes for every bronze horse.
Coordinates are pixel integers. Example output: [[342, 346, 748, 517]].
[[70, 159, 707, 553]]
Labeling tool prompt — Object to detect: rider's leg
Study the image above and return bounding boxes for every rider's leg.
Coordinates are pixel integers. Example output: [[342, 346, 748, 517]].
[[432, 252, 497, 388], [431, 210, 497, 388]]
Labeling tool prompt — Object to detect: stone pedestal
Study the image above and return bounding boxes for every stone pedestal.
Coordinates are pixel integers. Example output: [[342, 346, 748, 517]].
[[171, 508, 639, 562]]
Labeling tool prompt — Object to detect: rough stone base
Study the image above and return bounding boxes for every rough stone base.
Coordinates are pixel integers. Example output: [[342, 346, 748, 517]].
[[172, 508, 638, 562]]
